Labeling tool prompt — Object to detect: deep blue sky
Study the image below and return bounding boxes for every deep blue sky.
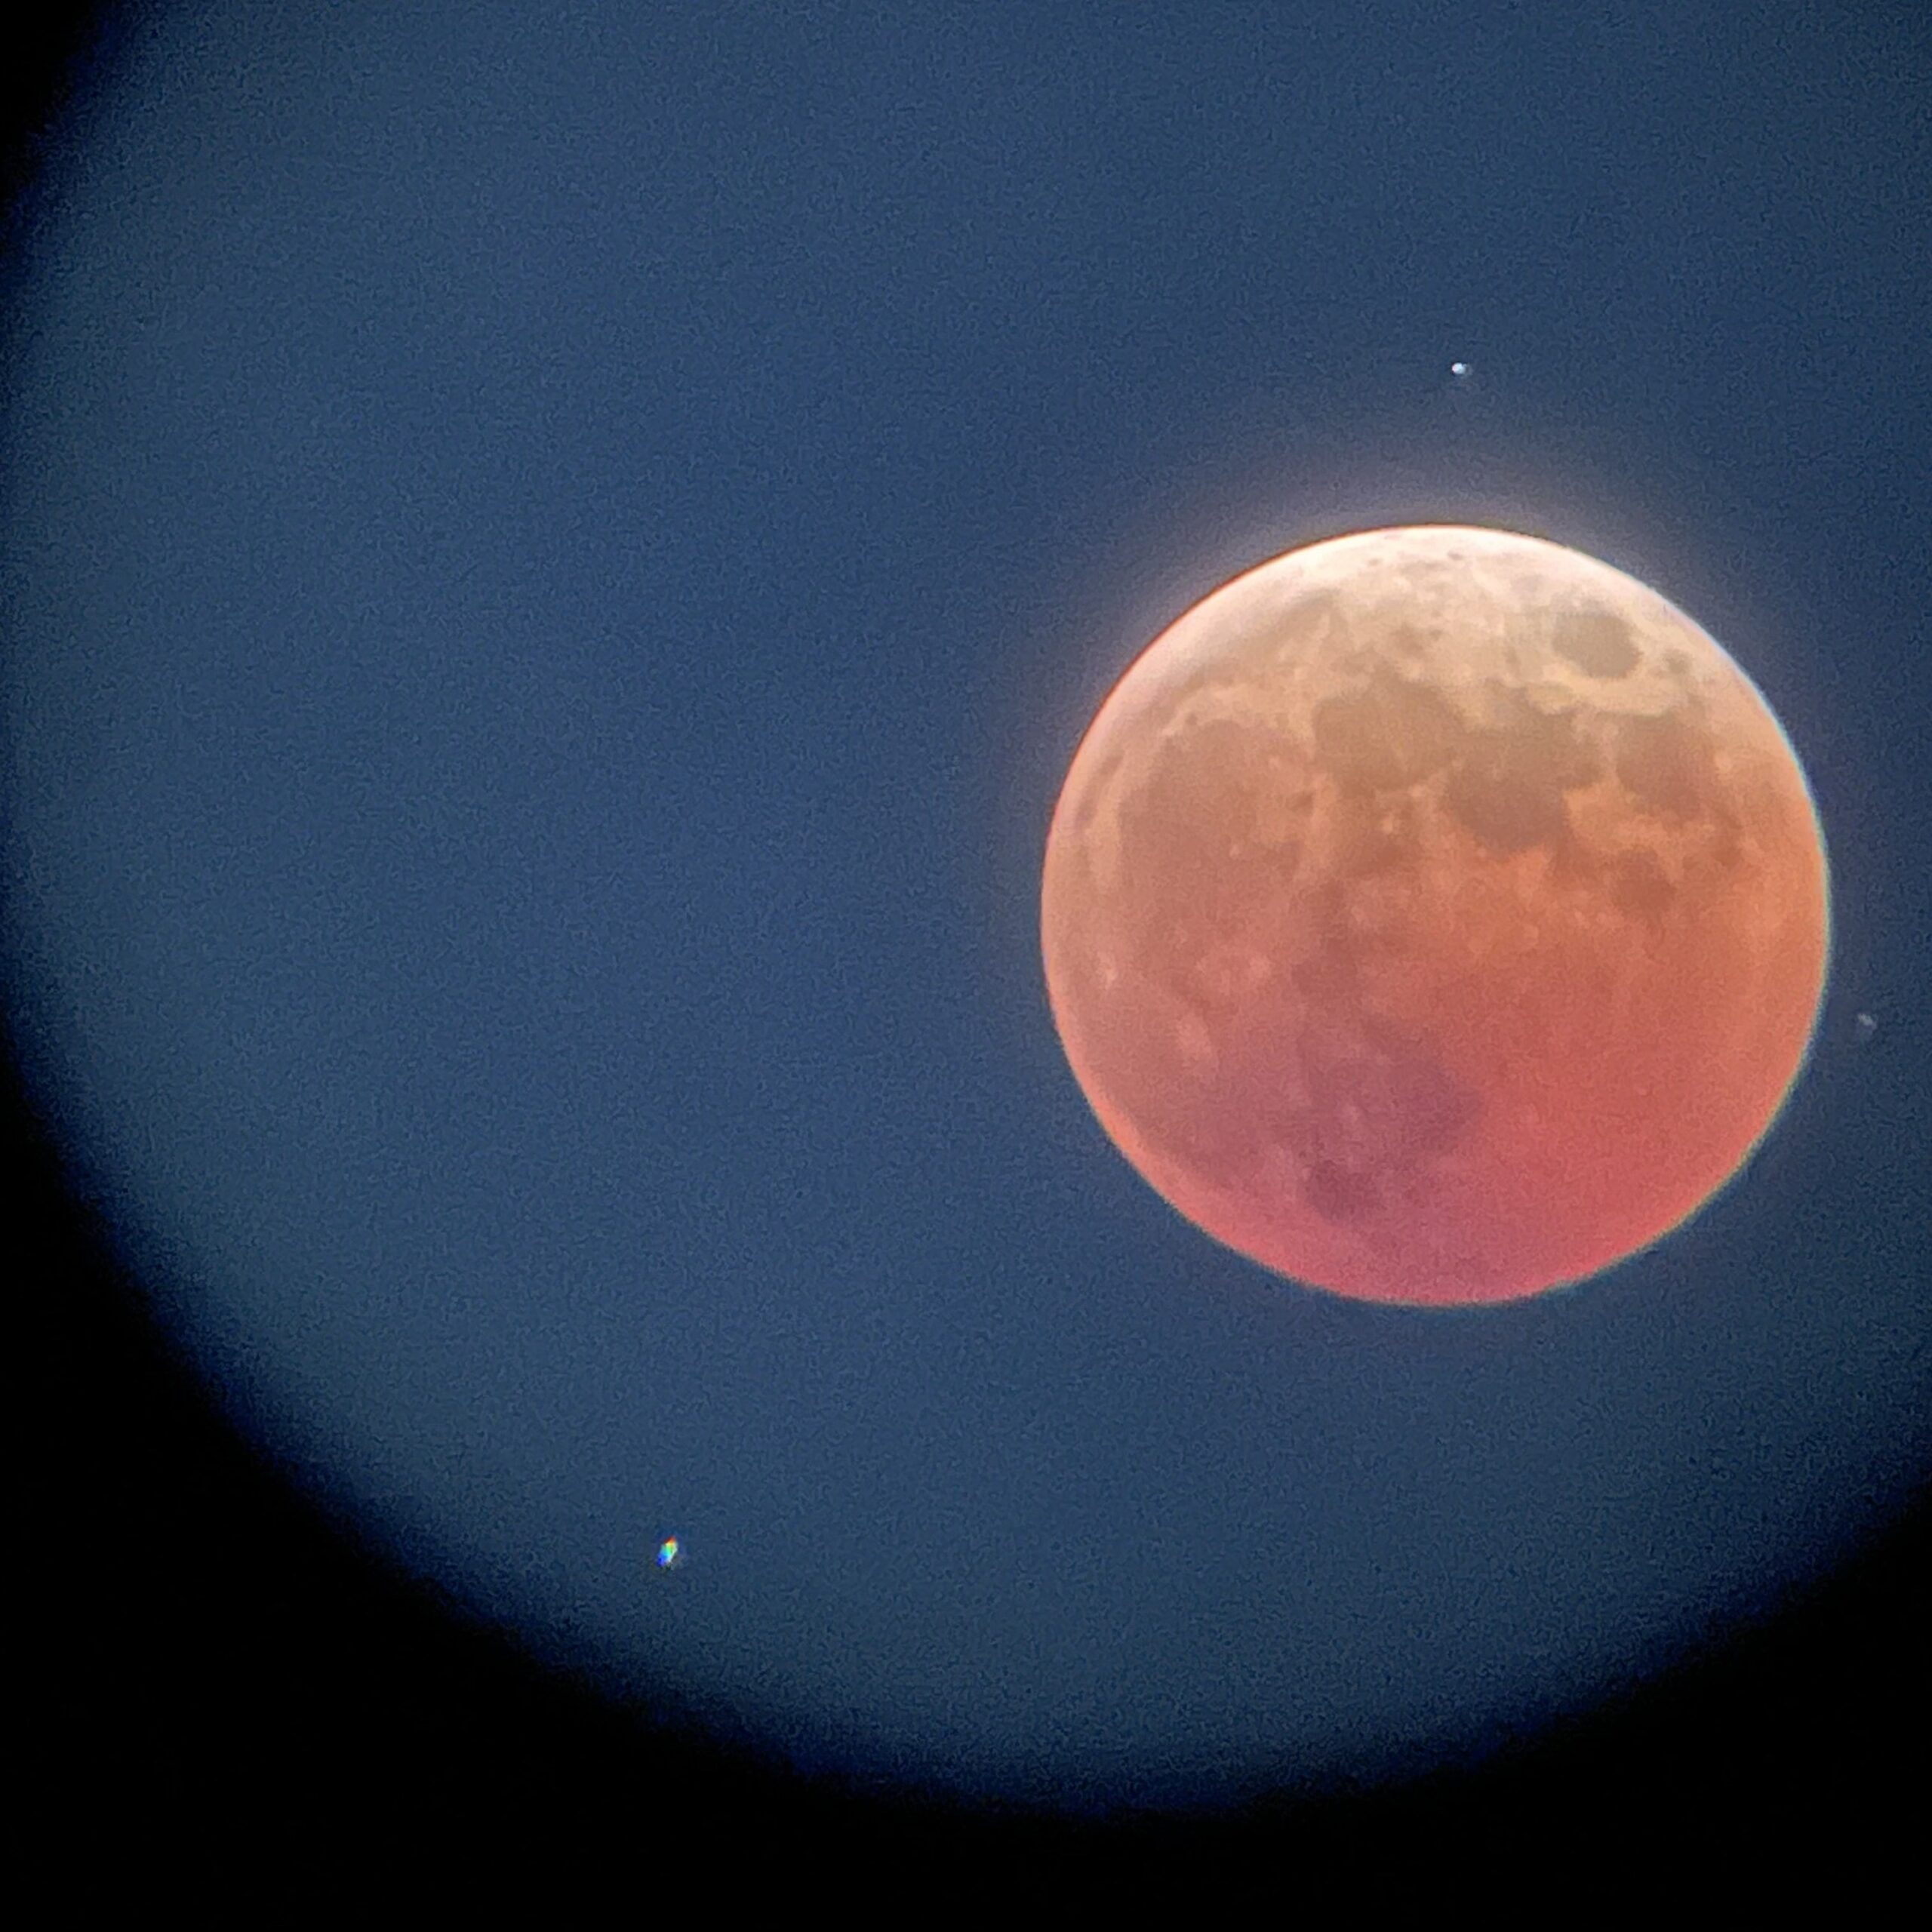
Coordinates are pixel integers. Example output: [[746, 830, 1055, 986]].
[[7, 0, 1928, 1835]]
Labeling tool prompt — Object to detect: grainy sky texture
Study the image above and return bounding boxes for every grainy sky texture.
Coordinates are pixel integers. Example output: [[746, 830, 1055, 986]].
[[5, 2, 1927, 1828]]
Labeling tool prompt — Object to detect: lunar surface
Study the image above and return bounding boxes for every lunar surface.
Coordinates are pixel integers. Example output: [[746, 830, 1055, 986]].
[[1041, 525, 1829, 1305]]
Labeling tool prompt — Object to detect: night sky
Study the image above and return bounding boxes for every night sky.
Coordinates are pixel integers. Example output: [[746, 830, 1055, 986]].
[[10, 0, 1929, 1880]]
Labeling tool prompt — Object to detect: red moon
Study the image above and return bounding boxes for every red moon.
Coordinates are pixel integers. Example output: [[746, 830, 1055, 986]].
[[1040, 526, 1830, 1306]]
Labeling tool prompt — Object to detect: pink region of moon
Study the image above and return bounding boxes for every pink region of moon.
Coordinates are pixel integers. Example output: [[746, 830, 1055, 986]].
[[1041, 525, 1830, 1306]]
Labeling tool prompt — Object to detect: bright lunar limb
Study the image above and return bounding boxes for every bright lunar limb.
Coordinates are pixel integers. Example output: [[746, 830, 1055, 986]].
[[1040, 525, 1829, 1306]]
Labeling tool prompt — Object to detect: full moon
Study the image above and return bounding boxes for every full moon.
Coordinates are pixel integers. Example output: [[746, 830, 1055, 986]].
[[1041, 525, 1829, 1306]]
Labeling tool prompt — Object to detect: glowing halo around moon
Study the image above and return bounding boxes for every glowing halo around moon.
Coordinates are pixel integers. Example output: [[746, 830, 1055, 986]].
[[1041, 525, 1830, 1306]]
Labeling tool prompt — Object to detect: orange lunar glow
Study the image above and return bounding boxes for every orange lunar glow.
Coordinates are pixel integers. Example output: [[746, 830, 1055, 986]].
[[1040, 526, 1829, 1305]]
